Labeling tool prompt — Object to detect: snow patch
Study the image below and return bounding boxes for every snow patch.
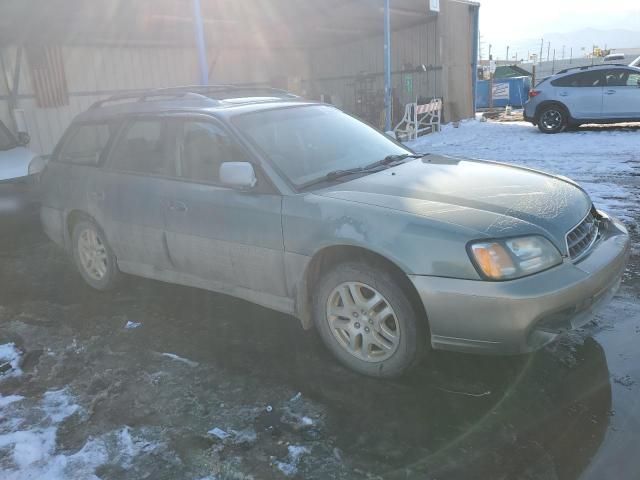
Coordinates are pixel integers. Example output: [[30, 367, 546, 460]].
[[0, 343, 22, 380], [274, 445, 310, 477], [160, 352, 199, 367]]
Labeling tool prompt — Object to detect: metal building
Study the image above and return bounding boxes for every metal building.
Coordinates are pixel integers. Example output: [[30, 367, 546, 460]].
[[0, 0, 479, 154]]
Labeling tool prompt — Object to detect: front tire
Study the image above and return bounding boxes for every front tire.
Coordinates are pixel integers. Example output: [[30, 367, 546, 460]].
[[313, 262, 428, 378], [71, 219, 120, 291], [537, 105, 567, 134]]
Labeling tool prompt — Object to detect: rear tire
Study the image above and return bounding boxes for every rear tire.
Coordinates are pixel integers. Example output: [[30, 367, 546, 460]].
[[71, 219, 120, 291], [537, 105, 567, 134], [313, 261, 428, 378]]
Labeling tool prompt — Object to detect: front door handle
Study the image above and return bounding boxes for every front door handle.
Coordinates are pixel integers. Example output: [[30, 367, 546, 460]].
[[167, 201, 188, 212], [558, 92, 568, 97], [604, 90, 616, 95]]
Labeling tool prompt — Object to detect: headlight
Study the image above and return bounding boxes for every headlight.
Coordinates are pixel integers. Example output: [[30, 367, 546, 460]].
[[469, 235, 562, 280]]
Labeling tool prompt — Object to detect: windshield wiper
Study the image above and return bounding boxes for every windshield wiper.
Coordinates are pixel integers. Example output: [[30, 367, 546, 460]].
[[362, 153, 426, 170], [324, 153, 426, 182], [300, 153, 427, 190]]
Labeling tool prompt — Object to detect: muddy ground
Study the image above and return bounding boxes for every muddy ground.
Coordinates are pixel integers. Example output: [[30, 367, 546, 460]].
[[1, 203, 639, 479]]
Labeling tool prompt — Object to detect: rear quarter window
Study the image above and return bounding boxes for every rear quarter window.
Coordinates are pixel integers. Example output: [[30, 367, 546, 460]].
[[551, 71, 604, 87], [57, 122, 118, 165]]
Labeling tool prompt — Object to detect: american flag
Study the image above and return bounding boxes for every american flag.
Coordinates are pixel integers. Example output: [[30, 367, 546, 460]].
[[25, 46, 69, 108]]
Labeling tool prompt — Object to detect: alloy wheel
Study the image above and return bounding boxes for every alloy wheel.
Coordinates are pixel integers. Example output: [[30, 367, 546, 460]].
[[77, 227, 108, 281], [326, 281, 401, 362], [540, 109, 563, 131]]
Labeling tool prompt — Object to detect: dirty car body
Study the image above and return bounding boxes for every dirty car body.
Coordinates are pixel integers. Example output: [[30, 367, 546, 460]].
[[39, 87, 630, 376]]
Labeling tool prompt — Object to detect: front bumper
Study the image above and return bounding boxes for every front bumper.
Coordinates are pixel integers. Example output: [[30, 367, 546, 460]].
[[409, 217, 630, 355]]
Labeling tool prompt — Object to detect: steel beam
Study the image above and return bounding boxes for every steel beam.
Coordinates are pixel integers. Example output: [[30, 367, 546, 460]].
[[192, 0, 208, 84]]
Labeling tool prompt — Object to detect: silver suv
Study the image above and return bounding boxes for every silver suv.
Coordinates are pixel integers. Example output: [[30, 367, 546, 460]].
[[525, 64, 640, 133]]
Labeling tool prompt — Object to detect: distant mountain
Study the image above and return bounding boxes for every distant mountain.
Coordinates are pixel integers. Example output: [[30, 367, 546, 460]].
[[540, 28, 640, 53]]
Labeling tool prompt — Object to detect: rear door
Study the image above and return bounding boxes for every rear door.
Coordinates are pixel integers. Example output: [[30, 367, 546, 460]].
[[162, 115, 287, 297], [100, 116, 176, 270], [552, 70, 604, 119], [602, 68, 640, 118]]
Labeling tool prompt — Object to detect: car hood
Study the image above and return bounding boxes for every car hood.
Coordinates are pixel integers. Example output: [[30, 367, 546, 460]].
[[316, 155, 591, 247], [0, 146, 36, 181]]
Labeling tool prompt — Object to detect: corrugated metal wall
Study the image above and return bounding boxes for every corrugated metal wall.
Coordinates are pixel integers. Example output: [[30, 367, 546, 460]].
[[0, 45, 311, 154], [308, 19, 443, 120], [1, 46, 200, 153], [308, 1, 475, 124], [0, 2, 474, 154]]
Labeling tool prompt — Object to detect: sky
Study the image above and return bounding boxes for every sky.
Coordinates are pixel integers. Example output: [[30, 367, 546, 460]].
[[478, 0, 640, 60]]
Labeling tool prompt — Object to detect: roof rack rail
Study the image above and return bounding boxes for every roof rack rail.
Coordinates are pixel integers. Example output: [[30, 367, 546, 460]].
[[89, 85, 298, 109], [556, 63, 630, 75], [88, 89, 214, 109]]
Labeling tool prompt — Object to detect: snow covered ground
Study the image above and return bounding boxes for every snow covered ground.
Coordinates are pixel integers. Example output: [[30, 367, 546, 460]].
[[407, 119, 640, 222]]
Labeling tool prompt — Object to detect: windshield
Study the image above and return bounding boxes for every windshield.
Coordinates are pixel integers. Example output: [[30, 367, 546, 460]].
[[232, 105, 410, 188], [0, 121, 17, 151]]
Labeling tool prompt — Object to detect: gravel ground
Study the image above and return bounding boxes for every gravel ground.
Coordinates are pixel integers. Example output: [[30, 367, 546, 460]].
[[1, 121, 639, 480]]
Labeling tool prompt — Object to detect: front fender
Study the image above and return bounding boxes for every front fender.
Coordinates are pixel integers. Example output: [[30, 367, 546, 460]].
[[282, 194, 483, 280]]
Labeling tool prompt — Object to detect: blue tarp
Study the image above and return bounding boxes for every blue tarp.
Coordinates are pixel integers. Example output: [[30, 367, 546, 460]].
[[476, 76, 532, 108]]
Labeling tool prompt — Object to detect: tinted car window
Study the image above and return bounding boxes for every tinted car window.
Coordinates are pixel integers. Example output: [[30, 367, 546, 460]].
[[178, 121, 248, 183], [552, 71, 603, 87], [110, 119, 174, 176], [604, 69, 629, 87], [58, 123, 114, 165], [627, 72, 640, 86]]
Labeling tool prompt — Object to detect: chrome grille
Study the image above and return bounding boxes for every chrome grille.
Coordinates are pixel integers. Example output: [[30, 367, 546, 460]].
[[566, 210, 599, 261]]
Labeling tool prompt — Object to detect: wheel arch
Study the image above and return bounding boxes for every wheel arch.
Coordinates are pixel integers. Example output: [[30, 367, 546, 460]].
[[535, 100, 571, 121], [295, 244, 428, 333], [64, 210, 99, 251]]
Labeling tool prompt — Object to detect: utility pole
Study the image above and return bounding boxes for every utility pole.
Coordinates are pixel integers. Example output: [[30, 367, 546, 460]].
[[562, 45, 565, 59], [506, 45, 509, 63], [547, 41, 551, 62], [552, 48, 556, 74], [488, 43, 492, 61], [570, 47, 573, 64], [383, 0, 392, 132], [539, 38, 544, 66]]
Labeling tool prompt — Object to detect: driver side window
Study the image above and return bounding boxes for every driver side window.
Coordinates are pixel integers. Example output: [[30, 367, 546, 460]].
[[177, 120, 248, 184], [626, 72, 640, 87]]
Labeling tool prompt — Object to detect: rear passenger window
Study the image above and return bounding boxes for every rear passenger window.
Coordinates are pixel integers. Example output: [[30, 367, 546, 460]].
[[58, 123, 114, 165], [109, 119, 174, 176], [177, 121, 248, 183], [551, 71, 603, 87]]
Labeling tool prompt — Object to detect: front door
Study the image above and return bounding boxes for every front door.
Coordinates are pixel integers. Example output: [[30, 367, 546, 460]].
[[162, 117, 287, 297], [602, 68, 640, 118]]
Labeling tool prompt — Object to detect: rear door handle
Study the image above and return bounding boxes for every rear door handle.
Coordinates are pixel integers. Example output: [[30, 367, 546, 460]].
[[605, 90, 616, 95], [167, 200, 188, 212], [558, 92, 568, 97]]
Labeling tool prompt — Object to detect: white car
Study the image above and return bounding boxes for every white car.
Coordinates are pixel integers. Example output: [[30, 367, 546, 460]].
[[0, 120, 43, 221]]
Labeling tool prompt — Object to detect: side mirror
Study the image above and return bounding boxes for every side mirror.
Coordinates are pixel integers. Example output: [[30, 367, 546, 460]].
[[219, 162, 257, 189], [28, 155, 50, 176], [17, 131, 30, 146]]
